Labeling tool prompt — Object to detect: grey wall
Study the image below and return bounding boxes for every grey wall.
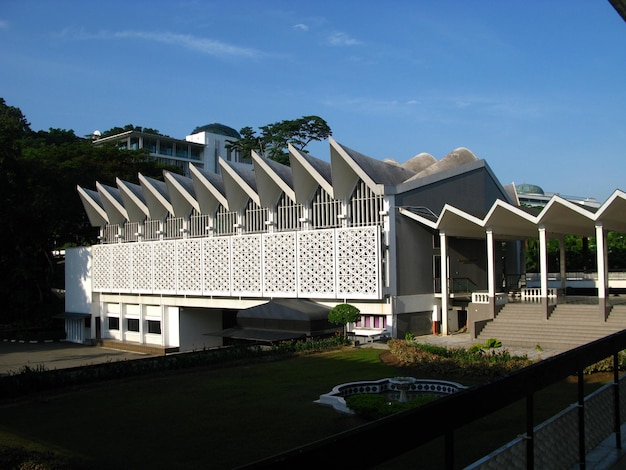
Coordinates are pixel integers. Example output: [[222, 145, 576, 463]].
[[395, 215, 437, 296], [396, 166, 509, 218]]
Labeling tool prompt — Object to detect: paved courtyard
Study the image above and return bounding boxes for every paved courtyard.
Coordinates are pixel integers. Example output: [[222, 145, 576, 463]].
[[0, 340, 152, 376]]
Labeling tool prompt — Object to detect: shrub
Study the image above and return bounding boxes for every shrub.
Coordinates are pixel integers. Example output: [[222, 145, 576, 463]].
[[0, 337, 348, 402], [583, 350, 626, 374], [387, 339, 531, 378]]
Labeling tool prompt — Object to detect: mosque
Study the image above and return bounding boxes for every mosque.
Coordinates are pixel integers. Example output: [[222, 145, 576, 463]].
[[65, 126, 626, 352]]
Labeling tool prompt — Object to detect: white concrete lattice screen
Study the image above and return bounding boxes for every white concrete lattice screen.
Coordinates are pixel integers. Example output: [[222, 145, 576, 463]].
[[91, 226, 381, 300]]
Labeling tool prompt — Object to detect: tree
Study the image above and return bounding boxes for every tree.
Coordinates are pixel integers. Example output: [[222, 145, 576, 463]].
[[0, 99, 180, 323], [226, 115, 331, 165], [101, 124, 164, 138], [328, 303, 361, 337]]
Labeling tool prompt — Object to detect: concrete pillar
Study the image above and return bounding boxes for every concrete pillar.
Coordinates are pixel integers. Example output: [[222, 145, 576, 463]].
[[596, 223, 608, 320], [486, 228, 496, 319], [440, 231, 449, 336], [558, 235, 567, 292], [538, 226, 549, 319], [486, 229, 495, 298]]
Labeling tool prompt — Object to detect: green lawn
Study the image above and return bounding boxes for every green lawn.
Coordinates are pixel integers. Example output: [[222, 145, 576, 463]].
[[0, 347, 610, 469]]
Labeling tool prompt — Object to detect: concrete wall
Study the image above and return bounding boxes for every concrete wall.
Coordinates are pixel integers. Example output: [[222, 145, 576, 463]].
[[65, 247, 92, 315], [394, 216, 437, 296]]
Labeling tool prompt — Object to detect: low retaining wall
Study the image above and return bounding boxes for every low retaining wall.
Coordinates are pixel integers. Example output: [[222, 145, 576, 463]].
[[316, 377, 466, 414]]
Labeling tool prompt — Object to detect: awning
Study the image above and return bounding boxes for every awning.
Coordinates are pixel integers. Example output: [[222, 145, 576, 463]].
[[206, 328, 306, 343]]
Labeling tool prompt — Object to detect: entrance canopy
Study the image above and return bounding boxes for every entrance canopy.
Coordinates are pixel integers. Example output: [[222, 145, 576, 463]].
[[399, 190, 626, 239]]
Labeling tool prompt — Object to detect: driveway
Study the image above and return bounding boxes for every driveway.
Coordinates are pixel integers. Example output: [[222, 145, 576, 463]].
[[0, 340, 152, 375]]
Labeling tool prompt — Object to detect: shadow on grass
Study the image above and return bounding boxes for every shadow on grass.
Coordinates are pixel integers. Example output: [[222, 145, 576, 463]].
[[0, 347, 611, 469]]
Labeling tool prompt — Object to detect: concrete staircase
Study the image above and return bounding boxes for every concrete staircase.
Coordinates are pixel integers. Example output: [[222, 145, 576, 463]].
[[476, 303, 626, 351]]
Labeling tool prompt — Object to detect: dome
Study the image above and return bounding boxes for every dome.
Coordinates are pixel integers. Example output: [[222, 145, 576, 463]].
[[516, 184, 545, 195], [191, 123, 241, 139]]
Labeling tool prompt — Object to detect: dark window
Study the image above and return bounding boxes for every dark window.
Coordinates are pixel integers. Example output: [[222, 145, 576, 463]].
[[147, 320, 161, 335], [127, 318, 140, 332], [108, 317, 119, 330]]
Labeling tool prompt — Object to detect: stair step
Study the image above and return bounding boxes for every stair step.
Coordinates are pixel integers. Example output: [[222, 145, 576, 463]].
[[475, 303, 626, 350]]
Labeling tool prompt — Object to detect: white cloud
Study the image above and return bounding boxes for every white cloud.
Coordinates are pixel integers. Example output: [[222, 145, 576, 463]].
[[293, 23, 309, 32], [327, 32, 361, 46], [59, 28, 265, 60], [112, 31, 263, 59]]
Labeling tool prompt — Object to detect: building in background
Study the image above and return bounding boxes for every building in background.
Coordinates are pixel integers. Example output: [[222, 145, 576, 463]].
[[92, 123, 248, 176], [515, 183, 600, 209]]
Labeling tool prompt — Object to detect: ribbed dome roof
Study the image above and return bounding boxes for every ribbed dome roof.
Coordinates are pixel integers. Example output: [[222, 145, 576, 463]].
[[516, 184, 545, 195], [191, 123, 241, 139]]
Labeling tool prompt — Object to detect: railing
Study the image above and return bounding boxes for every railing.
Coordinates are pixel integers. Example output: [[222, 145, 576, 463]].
[[471, 292, 508, 305], [521, 287, 558, 300], [434, 277, 479, 294], [451, 277, 478, 294], [240, 330, 626, 469], [525, 272, 626, 282]]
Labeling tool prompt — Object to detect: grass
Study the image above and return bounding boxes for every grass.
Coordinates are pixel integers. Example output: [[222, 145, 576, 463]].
[[0, 347, 612, 469]]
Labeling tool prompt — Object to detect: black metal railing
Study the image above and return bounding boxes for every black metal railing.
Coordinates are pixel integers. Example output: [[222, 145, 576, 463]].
[[239, 330, 626, 469]]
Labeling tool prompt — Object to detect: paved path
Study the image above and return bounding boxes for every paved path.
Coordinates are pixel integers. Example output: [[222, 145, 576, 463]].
[[411, 332, 565, 361], [0, 340, 152, 375]]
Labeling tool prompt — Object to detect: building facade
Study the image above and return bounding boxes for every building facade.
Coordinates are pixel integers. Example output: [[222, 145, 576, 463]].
[[68, 137, 521, 350]]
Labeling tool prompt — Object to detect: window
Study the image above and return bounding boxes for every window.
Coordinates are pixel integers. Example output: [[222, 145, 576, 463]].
[[144, 138, 157, 153], [108, 317, 119, 330], [147, 320, 161, 335], [160, 141, 173, 156], [127, 318, 140, 332]]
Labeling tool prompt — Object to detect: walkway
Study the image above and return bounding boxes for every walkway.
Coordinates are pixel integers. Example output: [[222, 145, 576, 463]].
[[0, 340, 152, 376]]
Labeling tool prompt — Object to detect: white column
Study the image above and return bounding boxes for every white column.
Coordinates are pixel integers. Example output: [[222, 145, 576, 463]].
[[440, 231, 449, 336], [265, 209, 275, 234], [383, 197, 396, 293], [486, 228, 495, 299], [558, 234, 566, 291], [182, 217, 189, 239], [119, 302, 125, 342], [340, 200, 349, 228], [139, 304, 145, 344], [538, 226, 548, 300], [596, 223, 607, 300]]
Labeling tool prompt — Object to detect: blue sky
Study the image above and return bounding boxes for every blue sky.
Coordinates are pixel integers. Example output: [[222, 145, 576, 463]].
[[1, 1, 624, 202]]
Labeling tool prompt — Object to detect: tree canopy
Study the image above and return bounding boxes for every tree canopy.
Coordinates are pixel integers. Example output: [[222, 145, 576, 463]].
[[328, 303, 361, 337], [226, 115, 331, 165], [0, 98, 178, 323]]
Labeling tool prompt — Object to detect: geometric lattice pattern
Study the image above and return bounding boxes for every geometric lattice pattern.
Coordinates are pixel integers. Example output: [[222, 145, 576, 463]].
[[91, 226, 381, 300], [132, 243, 153, 292], [91, 245, 110, 291], [153, 241, 177, 293], [297, 229, 336, 298], [111, 244, 132, 291], [232, 235, 262, 296], [177, 238, 203, 294], [202, 237, 231, 295], [263, 232, 297, 296], [336, 226, 380, 298]]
